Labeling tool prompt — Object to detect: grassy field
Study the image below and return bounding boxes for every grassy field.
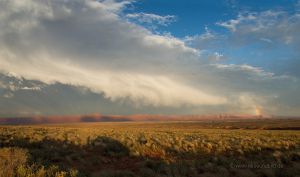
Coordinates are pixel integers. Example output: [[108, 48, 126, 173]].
[[0, 119, 300, 177]]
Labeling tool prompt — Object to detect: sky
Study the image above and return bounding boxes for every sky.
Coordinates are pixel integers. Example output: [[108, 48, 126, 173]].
[[0, 0, 300, 117]]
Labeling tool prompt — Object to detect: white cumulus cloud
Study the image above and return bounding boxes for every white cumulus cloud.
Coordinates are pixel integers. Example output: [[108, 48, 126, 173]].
[[0, 0, 226, 107], [126, 13, 176, 26], [0, 0, 299, 116]]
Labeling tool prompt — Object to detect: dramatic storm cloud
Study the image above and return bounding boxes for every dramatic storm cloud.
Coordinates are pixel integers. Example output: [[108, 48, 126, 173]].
[[0, 0, 226, 107], [0, 0, 299, 116]]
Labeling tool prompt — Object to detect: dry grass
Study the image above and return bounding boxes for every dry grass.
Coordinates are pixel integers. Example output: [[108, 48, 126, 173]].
[[0, 119, 300, 177]]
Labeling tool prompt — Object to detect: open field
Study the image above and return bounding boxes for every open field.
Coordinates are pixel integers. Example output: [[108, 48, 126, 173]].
[[0, 119, 300, 177]]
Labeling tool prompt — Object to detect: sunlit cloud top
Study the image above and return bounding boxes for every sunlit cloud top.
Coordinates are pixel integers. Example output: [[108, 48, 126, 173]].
[[0, 0, 299, 117]]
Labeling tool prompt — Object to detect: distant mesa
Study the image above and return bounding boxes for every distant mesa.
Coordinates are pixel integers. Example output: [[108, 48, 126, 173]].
[[0, 113, 278, 125], [80, 116, 130, 122]]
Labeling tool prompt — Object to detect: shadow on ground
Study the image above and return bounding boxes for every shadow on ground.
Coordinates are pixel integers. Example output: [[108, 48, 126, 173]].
[[1, 136, 300, 177]]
